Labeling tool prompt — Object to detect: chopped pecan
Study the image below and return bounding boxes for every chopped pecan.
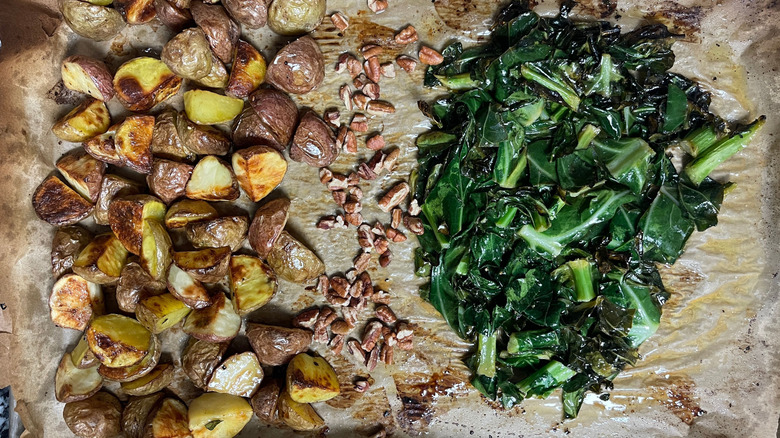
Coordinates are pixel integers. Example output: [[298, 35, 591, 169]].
[[345, 212, 364, 227], [385, 330, 397, 347], [361, 44, 383, 59], [408, 199, 421, 216], [419, 46, 444, 65], [349, 277, 364, 298], [324, 109, 340, 128], [391, 208, 403, 229], [335, 213, 347, 228], [366, 346, 380, 371], [380, 343, 394, 365], [330, 334, 345, 355], [347, 339, 366, 363], [378, 182, 410, 212], [331, 319, 352, 335], [317, 275, 329, 296], [331, 12, 349, 32], [336, 53, 350, 73], [354, 379, 370, 393], [293, 308, 320, 329], [348, 186, 363, 201], [319, 167, 333, 185], [314, 307, 337, 343], [317, 215, 338, 230], [344, 198, 362, 214], [361, 321, 383, 352], [380, 62, 396, 78], [383, 147, 400, 172], [346, 268, 358, 283], [336, 125, 348, 150], [386, 227, 407, 242], [353, 73, 370, 90], [344, 128, 358, 153], [396, 55, 417, 73], [374, 236, 389, 254], [358, 224, 374, 251], [367, 0, 387, 13], [340, 84, 353, 111], [404, 214, 424, 235], [347, 55, 363, 78], [326, 293, 350, 307], [350, 296, 367, 311], [366, 134, 386, 151], [352, 92, 370, 111], [347, 172, 361, 186], [379, 250, 392, 267], [375, 305, 397, 324], [371, 221, 386, 236], [395, 321, 414, 349], [330, 276, 350, 298], [372, 289, 391, 304], [367, 150, 386, 174], [359, 272, 374, 297], [366, 100, 395, 115], [343, 306, 358, 327], [354, 251, 371, 272], [350, 113, 368, 132], [363, 82, 380, 100], [394, 25, 418, 44], [365, 56, 381, 83], [332, 190, 347, 206], [328, 173, 350, 191], [358, 163, 377, 180]]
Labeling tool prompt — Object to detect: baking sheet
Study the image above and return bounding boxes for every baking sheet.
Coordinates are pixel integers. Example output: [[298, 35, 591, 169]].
[[0, 0, 779, 436]]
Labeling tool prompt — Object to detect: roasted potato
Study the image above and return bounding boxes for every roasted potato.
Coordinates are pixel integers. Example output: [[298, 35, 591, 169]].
[[33, 175, 94, 226], [50, 273, 104, 331], [83, 124, 125, 167], [72, 233, 129, 284], [182, 292, 242, 342], [290, 110, 338, 167], [164, 199, 219, 229], [246, 323, 311, 366], [232, 146, 286, 202], [52, 97, 111, 142], [189, 393, 253, 438], [116, 115, 156, 174], [108, 194, 167, 255], [55, 352, 103, 403], [229, 255, 277, 315], [250, 378, 282, 425], [98, 333, 161, 382], [232, 106, 274, 149], [115, 0, 157, 24], [61, 0, 126, 41], [176, 111, 231, 155], [162, 28, 213, 80], [186, 156, 240, 201], [122, 393, 165, 438], [207, 352, 264, 397], [247, 197, 290, 258], [266, 36, 324, 95], [267, 0, 325, 36], [116, 261, 166, 313], [147, 159, 193, 204], [226, 40, 266, 98], [173, 246, 231, 283], [94, 174, 142, 226], [114, 57, 183, 112], [168, 264, 213, 309], [52, 225, 93, 278], [184, 90, 244, 125], [266, 231, 325, 283], [71, 333, 100, 369], [224, 0, 266, 28], [63, 392, 123, 438], [61, 55, 115, 102], [144, 397, 190, 437], [154, 0, 193, 32], [277, 390, 324, 431], [87, 313, 152, 368], [150, 107, 193, 160], [194, 53, 230, 89], [181, 337, 229, 389], [186, 216, 248, 251], [56, 149, 106, 203], [191, 0, 240, 64], [121, 363, 175, 396], [136, 293, 190, 333], [286, 353, 340, 403], [247, 88, 299, 149], [140, 219, 173, 281]]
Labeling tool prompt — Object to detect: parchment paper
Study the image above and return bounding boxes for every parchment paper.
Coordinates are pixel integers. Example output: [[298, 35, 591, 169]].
[[0, 0, 778, 436]]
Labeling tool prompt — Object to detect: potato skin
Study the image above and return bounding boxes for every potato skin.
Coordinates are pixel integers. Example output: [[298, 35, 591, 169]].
[[122, 393, 165, 438], [290, 110, 338, 167], [52, 225, 93, 278], [248, 197, 290, 259], [150, 107, 193, 161], [233, 107, 275, 150], [61, 0, 126, 41], [250, 378, 282, 425], [267, 0, 325, 36], [162, 28, 213, 81], [61, 55, 115, 102], [246, 323, 312, 366], [181, 337, 229, 389], [94, 174, 141, 226], [154, 0, 193, 32], [267, 231, 325, 283], [266, 36, 324, 94], [115, 0, 157, 24], [97, 333, 160, 382], [224, 0, 267, 29], [63, 392, 123, 438], [173, 246, 231, 283], [32, 175, 94, 226], [176, 112, 231, 156], [194, 53, 230, 89], [191, 0, 240, 64], [147, 159, 193, 204], [186, 216, 249, 251], [247, 88, 298, 150], [116, 261, 166, 313], [56, 149, 107, 203]]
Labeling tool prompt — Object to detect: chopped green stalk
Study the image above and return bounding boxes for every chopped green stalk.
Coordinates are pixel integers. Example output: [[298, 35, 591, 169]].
[[455, 254, 470, 275], [576, 124, 601, 150], [421, 202, 451, 248], [507, 330, 561, 354], [436, 73, 480, 90], [682, 125, 719, 157], [584, 54, 623, 97], [494, 141, 527, 188], [520, 63, 581, 110], [591, 137, 656, 194], [516, 360, 576, 398], [476, 332, 497, 378], [510, 99, 545, 126], [684, 116, 765, 185], [496, 206, 519, 228], [567, 259, 595, 302]]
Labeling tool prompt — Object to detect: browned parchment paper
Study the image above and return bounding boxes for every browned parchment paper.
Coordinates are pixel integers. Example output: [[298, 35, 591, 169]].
[[1, 0, 779, 436]]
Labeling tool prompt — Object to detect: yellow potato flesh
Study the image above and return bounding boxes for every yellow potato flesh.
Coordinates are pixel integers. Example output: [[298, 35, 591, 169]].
[[52, 98, 111, 142], [229, 255, 277, 315], [136, 293, 190, 334], [207, 352, 264, 397], [140, 219, 172, 281], [232, 146, 287, 202], [184, 90, 244, 125], [277, 390, 325, 431], [189, 393, 253, 438], [286, 353, 340, 403], [87, 314, 152, 368], [164, 199, 219, 229]]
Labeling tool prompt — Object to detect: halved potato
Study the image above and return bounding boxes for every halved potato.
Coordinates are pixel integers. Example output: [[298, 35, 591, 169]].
[[63, 391, 123, 438], [136, 293, 190, 333], [50, 273, 104, 331], [116, 115, 155, 174], [140, 219, 173, 281], [247, 88, 298, 149], [277, 390, 324, 431], [184, 90, 244, 125], [151, 107, 193, 160], [194, 54, 230, 89], [60, 0, 126, 41], [56, 151, 106, 205], [167, 264, 213, 309], [247, 197, 290, 259], [87, 313, 152, 368], [207, 352, 263, 397], [71, 333, 99, 369], [267, 231, 325, 283], [108, 195, 167, 255], [164, 199, 219, 229], [61, 55, 114, 101], [115, 0, 157, 24], [52, 98, 111, 142], [116, 261, 166, 313], [229, 255, 277, 316], [232, 146, 286, 202], [82, 124, 124, 167], [94, 174, 141, 226], [186, 156, 239, 201], [162, 28, 213, 80], [226, 40, 266, 98], [145, 397, 190, 437], [188, 393, 253, 438], [72, 233, 129, 284], [147, 159, 193, 204], [182, 292, 241, 342], [121, 363, 175, 396], [155, 0, 193, 32], [32, 175, 94, 226], [250, 378, 282, 425], [190, 1, 240, 64], [246, 323, 311, 367], [182, 337, 229, 389], [114, 57, 183, 111], [51, 225, 93, 278], [98, 333, 160, 382], [122, 393, 165, 438], [173, 246, 231, 283], [286, 353, 340, 403], [176, 113, 231, 155], [186, 216, 248, 251], [55, 352, 103, 403]]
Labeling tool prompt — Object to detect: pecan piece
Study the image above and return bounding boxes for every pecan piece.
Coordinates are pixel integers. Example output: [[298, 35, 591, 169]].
[[366, 346, 380, 371], [330, 334, 345, 355], [375, 305, 397, 324], [366, 134, 386, 151], [349, 277, 364, 298], [317, 275, 329, 296], [317, 215, 338, 230], [331, 319, 352, 335], [378, 182, 410, 212], [396, 55, 417, 73], [293, 308, 320, 329], [358, 163, 377, 180], [314, 307, 338, 342], [371, 221, 386, 236], [328, 173, 350, 191], [358, 224, 374, 251], [352, 92, 370, 111], [353, 73, 370, 90], [361, 321, 383, 352], [319, 167, 333, 184], [360, 272, 374, 297], [373, 236, 389, 254], [345, 212, 364, 227], [409, 199, 422, 216], [348, 186, 363, 201], [380, 343, 394, 365], [379, 250, 392, 267], [344, 197, 362, 214], [330, 276, 350, 298], [350, 113, 368, 132], [380, 62, 396, 78], [361, 44, 383, 59], [354, 379, 370, 393], [386, 227, 407, 242], [327, 294, 350, 307], [419, 46, 444, 65], [391, 208, 403, 229], [404, 214, 424, 235], [347, 339, 366, 363], [394, 25, 418, 44], [354, 251, 371, 272], [383, 147, 400, 172], [367, 150, 386, 174], [340, 84, 353, 111], [347, 55, 363, 78], [395, 322, 414, 350], [365, 56, 381, 83], [367, 0, 387, 13], [363, 82, 380, 100], [372, 289, 390, 304], [332, 190, 347, 206], [343, 306, 358, 327], [366, 100, 395, 115], [331, 12, 349, 32], [324, 109, 340, 128]]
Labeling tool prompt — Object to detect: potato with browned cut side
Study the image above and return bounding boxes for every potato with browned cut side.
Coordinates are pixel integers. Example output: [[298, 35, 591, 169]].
[[114, 57, 182, 112], [122, 393, 164, 438], [121, 363, 175, 396], [55, 352, 103, 403], [98, 333, 160, 382], [72, 233, 129, 284], [140, 219, 173, 281], [267, 231, 325, 283], [108, 194, 167, 255], [186, 216, 248, 251], [290, 110, 338, 167], [56, 149, 106, 203], [61, 0, 126, 41], [176, 112, 231, 155], [184, 90, 244, 125], [286, 352, 340, 403], [115, 0, 157, 24], [227, 40, 266, 98], [151, 107, 193, 160], [63, 392, 122, 438], [194, 53, 230, 89], [164, 199, 219, 229], [168, 264, 213, 309], [277, 390, 324, 431], [266, 36, 324, 94], [94, 174, 141, 226], [250, 378, 282, 425], [232, 146, 287, 202], [61, 55, 114, 101], [191, 0, 240, 64], [207, 352, 264, 397], [147, 159, 193, 204], [183, 292, 241, 342], [248, 197, 290, 258], [162, 28, 213, 80], [33, 175, 94, 226], [247, 88, 299, 149], [173, 246, 231, 283], [144, 397, 190, 437], [189, 393, 253, 438], [229, 255, 277, 315], [50, 273, 104, 331], [87, 314, 152, 368], [246, 323, 311, 366], [52, 98, 111, 142], [224, 0, 267, 28], [52, 225, 93, 278], [116, 115, 155, 174], [82, 124, 124, 167], [181, 337, 229, 389], [186, 156, 240, 201], [136, 293, 190, 333], [116, 261, 166, 313], [71, 334, 99, 369]]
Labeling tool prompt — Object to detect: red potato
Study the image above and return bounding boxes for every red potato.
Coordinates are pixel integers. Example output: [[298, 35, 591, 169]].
[[32, 175, 94, 226], [266, 35, 324, 95], [82, 124, 124, 167], [247, 197, 290, 259], [56, 149, 107, 203], [226, 40, 266, 99], [115, 0, 157, 24], [147, 159, 194, 204], [232, 145, 287, 202], [290, 111, 338, 168], [93, 175, 142, 226], [223, 0, 267, 29], [247, 88, 299, 150], [154, 0, 193, 32], [61, 55, 114, 102], [191, 0, 240, 64]]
